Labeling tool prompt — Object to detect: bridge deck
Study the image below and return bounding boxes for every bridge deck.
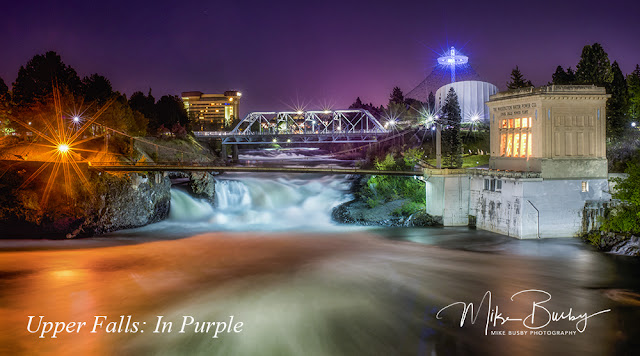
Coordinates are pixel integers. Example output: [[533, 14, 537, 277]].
[[89, 164, 423, 176]]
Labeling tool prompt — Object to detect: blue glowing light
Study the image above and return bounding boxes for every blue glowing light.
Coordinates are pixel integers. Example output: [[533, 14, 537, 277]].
[[437, 47, 469, 83]]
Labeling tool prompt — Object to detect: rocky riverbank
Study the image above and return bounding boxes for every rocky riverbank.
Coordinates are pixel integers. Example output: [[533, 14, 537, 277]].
[[583, 231, 640, 256], [0, 162, 172, 238]]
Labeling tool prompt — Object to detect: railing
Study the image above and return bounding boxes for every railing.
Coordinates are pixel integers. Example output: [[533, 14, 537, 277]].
[[193, 129, 388, 137]]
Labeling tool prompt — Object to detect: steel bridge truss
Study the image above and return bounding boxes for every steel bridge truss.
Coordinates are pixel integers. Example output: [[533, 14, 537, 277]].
[[195, 109, 388, 144]]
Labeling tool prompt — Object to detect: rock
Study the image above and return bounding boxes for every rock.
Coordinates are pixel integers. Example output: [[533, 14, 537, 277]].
[[189, 172, 217, 203], [332, 199, 439, 227]]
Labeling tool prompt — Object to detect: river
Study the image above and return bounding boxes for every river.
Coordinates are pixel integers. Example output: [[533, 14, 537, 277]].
[[1, 149, 639, 355]]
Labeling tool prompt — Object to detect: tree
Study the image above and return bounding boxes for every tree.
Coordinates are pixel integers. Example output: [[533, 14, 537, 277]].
[[155, 95, 189, 135], [0, 76, 8, 97], [601, 162, 640, 234], [507, 66, 533, 89], [551, 66, 576, 85], [607, 61, 629, 138], [96, 94, 147, 136], [427, 91, 435, 110], [12, 51, 82, 104], [627, 65, 640, 121], [129, 90, 156, 125], [575, 43, 612, 86], [439, 88, 463, 168], [82, 74, 113, 104], [389, 86, 405, 106]]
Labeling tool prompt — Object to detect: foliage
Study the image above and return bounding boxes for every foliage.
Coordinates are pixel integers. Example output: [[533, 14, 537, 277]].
[[155, 95, 190, 134], [627, 65, 640, 121], [575, 43, 612, 86], [82, 74, 114, 104], [129, 90, 157, 127], [0, 76, 8, 96], [389, 86, 405, 106], [97, 95, 148, 136], [551, 66, 576, 85], [12, 51, 83, 104], [439, 88, 462, 168], [507, 66, 533, 89], [427, 92, 435, 110], [361, 152, 426, 209], [601, 162, 640, 234], [607, 61, 630, 139], [349, 97, 384, 119]]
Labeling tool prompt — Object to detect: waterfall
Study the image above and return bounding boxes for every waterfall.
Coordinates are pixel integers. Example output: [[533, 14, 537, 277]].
[[169, 189, 215, 221]]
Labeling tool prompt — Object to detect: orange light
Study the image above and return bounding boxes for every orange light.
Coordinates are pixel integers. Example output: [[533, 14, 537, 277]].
[[58, 144, 70, 153]]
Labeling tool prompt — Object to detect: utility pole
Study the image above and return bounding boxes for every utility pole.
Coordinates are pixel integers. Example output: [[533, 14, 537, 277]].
[[436, 124, 442, 169]]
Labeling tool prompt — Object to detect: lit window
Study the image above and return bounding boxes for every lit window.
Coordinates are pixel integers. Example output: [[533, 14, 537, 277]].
[[508, 119, 514, 128], [501, 120, 507, 128], [522, 118, 528, 128], [581, 181, 589, 192], [500, 134, 506, 156], [520, 133, 527, 157], [514, 133, 520, 157], [528, 133, 532, 156], [506, 134, 513, 157], [514, 118, 521, 128]]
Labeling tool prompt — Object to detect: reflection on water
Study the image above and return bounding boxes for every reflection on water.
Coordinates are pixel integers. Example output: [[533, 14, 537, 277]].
[[1, 229, 640, 355]]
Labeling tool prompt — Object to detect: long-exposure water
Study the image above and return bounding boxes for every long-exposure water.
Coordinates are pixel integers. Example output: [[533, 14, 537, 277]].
[[1, 149, 639, 355]]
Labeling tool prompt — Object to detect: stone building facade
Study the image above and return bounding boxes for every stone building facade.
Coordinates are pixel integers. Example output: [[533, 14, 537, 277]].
[[425, 85, 613, 238]]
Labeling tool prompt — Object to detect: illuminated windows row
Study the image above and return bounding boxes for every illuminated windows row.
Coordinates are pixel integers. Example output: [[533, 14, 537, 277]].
[[501, 133, 532, 157], [501, 117, 532, 129]]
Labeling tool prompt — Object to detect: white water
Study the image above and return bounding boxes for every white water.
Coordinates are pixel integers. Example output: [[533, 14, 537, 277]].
[[165, 174, 354, 232]]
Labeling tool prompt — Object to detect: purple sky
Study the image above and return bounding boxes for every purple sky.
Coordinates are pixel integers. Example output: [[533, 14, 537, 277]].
[[2, 0, 639, 117]]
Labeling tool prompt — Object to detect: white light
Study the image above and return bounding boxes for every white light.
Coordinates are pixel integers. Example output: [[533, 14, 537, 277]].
[[287, 139, 291, 143], [272, 138, 277, 143], [237, 92, 242, 97], [471, 115, 479, 121], [296, 111, 303, 115], [58, 144, 69, 153], [323, 110, 331, 114], [632, 122, 637, 127], [28, 122, 32, 125], [73, 116, 80, 122], [431, 126, 436, 131]]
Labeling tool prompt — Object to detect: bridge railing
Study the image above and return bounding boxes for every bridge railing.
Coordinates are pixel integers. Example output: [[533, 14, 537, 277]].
[[193, 129, 388, 137]]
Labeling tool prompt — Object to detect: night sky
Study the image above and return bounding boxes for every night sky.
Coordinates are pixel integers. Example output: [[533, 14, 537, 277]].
[[2, 0, 639, 116]]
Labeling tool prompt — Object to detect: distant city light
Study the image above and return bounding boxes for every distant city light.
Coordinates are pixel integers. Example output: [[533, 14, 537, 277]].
[[237, 92, 242, 97]]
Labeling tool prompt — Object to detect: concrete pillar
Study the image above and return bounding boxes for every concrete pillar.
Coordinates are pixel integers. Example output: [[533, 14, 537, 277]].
[[231, 145, 239, 162], [220, 144, 228, 160], [436, 124, 442, 169]]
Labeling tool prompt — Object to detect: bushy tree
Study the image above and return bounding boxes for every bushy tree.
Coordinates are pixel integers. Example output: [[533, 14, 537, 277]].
[[507, 66, 533, 89], [0, 76, 8, 97], [129, 90, 157, 128], [427, 91, 435, 110], [96, 94, 147, 136], [627, 65, 640, 121], [349, 97, 383, 119], [389, 86, 405, 106], [155, 95, 189, 135], [82, 74, 113, 104], [552, 66, 576, 85], [602, 162, 640, 234], [12, 51, 82, 104], [607, 61, 629, 138], [439, 88, 462, 168], [575, 43, 612, 86]]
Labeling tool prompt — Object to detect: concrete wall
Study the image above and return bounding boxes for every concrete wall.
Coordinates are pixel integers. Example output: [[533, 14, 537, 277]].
[[425, 175, 470, 226], [468, 175, 610, 238]]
